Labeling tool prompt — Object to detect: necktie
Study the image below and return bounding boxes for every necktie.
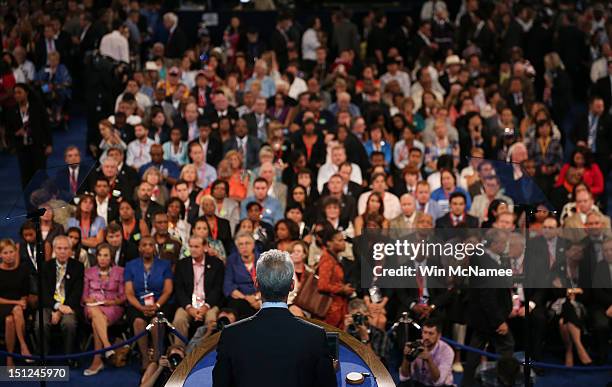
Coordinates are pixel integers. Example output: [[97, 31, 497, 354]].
[[588, 114, 598, 152], [54, 264, 66, 304], [416, 267, 424, 303], [198, 92, 206, 107], [547, 240, 555, 269], [70, 168, 78, 194]]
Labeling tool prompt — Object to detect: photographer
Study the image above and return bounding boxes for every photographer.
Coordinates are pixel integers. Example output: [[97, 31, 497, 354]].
[[343, 298, 390, 363], [186, 308, 238, 354], [140, 345, 185, 387], [398, 318, 454, 387]]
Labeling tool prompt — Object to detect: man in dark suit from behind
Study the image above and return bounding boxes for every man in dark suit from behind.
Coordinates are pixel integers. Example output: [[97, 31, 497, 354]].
[[162, 12, 188, 60], [591, 238, 612, 364], [213, 249, 337, 387], [461, 228, 514, 387]]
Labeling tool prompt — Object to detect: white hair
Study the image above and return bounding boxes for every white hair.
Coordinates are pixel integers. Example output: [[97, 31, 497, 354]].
[[163, 12, 178, 26], [256, 249, 294, 302]]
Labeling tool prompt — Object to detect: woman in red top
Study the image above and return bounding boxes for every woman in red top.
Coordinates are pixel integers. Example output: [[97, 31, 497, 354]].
[[223, 150, 250, 201], [317, 228, 354, 328], [555, 147, 604, 197]]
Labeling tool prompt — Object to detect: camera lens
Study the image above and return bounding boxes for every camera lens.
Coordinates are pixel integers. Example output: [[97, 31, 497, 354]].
[[168, 353, 183, 368], [216, 316, 231, 331]]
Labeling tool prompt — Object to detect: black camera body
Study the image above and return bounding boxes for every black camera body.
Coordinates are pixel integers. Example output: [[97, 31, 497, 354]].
[[405, 340, 424, 361], [352, 313, 366, 326], [216, 316, 231, 332], [168, 353, 183, 369], [347, 313, 367, 338]]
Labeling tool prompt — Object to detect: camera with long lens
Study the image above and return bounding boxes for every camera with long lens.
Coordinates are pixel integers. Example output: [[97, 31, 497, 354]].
[[216, 316, 231, 332], [168, 353, 184, 370], [347, 313, 366, 336], [405, 340, 424, 361]]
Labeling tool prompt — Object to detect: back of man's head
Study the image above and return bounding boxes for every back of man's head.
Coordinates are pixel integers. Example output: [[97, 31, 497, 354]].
[[256, 249, 294, 302]]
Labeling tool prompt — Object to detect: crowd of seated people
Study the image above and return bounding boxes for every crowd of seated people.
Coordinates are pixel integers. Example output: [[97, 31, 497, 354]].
[[0, 1, 611, 386]]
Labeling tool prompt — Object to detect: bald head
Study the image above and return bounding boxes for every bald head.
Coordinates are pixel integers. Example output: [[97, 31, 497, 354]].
[[400, 194, 416, 217]]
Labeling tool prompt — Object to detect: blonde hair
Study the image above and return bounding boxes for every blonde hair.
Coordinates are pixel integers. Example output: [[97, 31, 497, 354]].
[[224, 150, 244, 168], [0, 239, 17, 254], [143, 167, 162, 184], [180, 164, 198, 181]]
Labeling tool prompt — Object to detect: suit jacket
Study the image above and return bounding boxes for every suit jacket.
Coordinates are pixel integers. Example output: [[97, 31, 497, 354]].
[[185, 198, 201, 226], [101, 196, 120, 224], [320, 181, 363, 203], [55, 163, 93, 196], [212, 307, 336, 387], [525, 236, 569, 288], [467, 251, 513, 333], [213, 216, 233, 258], [204, 106, 239, 127], [35, 34, 70, 69], [165, 27, 188, 59], [41, 258, 84, 311], [243, 112, 272, 140], [390, 213, 418, 229], [223, 136, 262, 170], [592, 76, 612, 113], [188, 137, 223, 168], [135, 200, 164, 228], [435, 213, 480, 228], [117, 164, 138, 197], [6, 99, 52, 151], [571, 112, 612, 173], [174, 255, 225, 309], [79, 22, 107, 59], [315, 194, 356, 228], [592, 260, 612, 289], [87, 167, 136, 203], [114, 240, 139, 267]]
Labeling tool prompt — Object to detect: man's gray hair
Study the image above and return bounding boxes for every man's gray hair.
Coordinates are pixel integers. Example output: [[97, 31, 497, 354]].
[[163, 12, 178, 26], [256, 249, 294, 302]]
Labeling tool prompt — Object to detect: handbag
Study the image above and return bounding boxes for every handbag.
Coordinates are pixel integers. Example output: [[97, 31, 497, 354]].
[[293, 268, 333, 319]]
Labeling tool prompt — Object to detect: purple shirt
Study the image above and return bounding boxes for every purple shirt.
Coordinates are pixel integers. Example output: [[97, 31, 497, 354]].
[[400, 339, 454, 386]]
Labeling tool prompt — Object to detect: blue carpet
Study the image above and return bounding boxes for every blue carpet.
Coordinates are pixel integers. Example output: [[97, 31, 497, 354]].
[[0, 109, 94, 239]]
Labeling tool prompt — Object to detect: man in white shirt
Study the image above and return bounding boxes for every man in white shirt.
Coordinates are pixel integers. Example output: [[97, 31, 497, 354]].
[[115, 78, 152, 112], [394, 126, 425, 170], [99, 22, 130, 64], [380, 56, 411, 97], [317, 145, 362, 193], [126, 124, 155, 170]]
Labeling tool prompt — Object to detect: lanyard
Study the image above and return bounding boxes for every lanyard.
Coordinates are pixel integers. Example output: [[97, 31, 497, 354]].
[[244, 259, 256, 284], [144, 269, 152, 293], [26, 244, 37, 269], [99, 270, 109, 298]]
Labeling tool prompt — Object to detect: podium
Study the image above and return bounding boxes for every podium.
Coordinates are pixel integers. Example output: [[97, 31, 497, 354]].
[[165, 317, 395, 387]]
